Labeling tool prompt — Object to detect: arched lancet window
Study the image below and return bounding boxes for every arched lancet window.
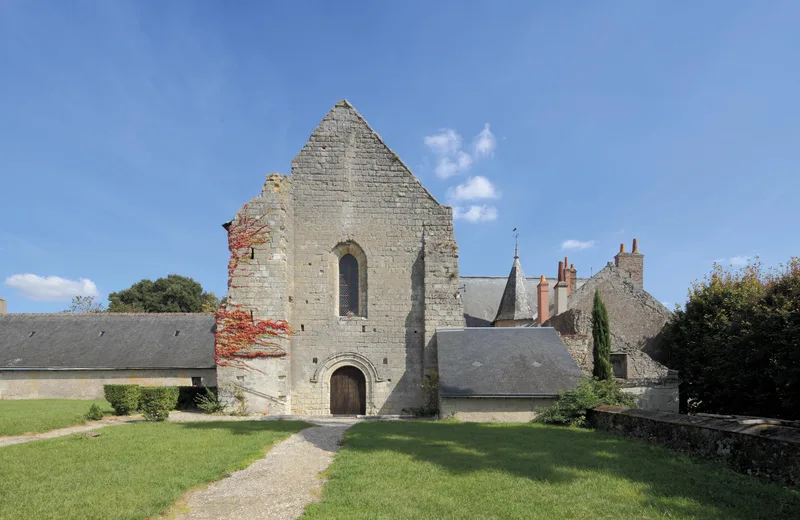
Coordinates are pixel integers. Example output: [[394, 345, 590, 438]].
[[339, 254, 359, 316]]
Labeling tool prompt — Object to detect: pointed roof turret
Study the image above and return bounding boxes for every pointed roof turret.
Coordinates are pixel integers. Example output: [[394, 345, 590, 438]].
[[493, 246, 535, 324]]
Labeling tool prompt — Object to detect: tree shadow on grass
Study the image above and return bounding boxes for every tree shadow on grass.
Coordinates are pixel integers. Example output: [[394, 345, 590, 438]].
[[342, 421, 800, 520], [175, 420, 311, 436]]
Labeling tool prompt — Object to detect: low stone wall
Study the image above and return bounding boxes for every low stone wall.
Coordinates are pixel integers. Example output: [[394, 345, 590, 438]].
[[589, 405, 800, 486], [440, 396, 556, 422]]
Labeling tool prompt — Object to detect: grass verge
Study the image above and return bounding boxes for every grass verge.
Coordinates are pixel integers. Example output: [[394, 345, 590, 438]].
[[0, 420, 309, 519], [303, 421, 800, 520], [0, 399, 113, 436]]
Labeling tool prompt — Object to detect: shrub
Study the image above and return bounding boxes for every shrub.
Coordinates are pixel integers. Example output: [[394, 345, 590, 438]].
[[229, 385, 249, 416], [406, 370, 440, 417], [537, 377, 637, 427], [139, 386, 179, 422], [177, 386, 218, 410], [195, 387, 225, 414], [84, 403, 104, 421], [103, 384, 141, 415]]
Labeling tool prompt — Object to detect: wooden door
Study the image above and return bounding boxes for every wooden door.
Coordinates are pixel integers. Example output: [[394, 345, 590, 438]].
[[330, 366, 366, 415]]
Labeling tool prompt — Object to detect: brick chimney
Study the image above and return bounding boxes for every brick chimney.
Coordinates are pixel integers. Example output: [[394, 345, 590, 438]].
[[614, 238, 644, 288], [563, 257, 577, 295], [537, 275, 549, 325], [554, 261, 568, 316], [0, 298, 6, 315]]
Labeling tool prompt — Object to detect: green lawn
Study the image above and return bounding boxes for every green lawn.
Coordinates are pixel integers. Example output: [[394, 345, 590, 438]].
[[303, 421, 800, 520], [0, 420, 309, 520], [0, 399, 114, 436]]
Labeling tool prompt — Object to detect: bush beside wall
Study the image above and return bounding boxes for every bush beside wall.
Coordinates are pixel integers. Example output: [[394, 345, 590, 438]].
[[139, 386, 180, 421], [103, 384, 141, 416]]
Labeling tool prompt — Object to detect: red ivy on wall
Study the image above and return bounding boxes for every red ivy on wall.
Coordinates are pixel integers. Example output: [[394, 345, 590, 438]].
[[214, 307, 290, 368], [216, 204, 291, 368], [227, 204, 272, 288]]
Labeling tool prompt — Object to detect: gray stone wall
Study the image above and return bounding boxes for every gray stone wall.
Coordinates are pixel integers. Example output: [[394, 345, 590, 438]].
[[0, 368, 217, 399], [440, 396, 556, 422], [219, 173, 294, 415], [222, 101, 464, 415], [589, 405, 800, 486]]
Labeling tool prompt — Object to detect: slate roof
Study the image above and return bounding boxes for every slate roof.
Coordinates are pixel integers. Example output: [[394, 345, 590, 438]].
[[0, 313, 216, 369], [436, 327, 582, 397], [460, 276, 588, 326], [493, 248, 535, 323]]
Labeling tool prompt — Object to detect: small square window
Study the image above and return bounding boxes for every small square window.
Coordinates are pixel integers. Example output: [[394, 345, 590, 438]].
[[191, 376, 202, 387], [236, 375, 245, 382], [611, 354, 628, 379]]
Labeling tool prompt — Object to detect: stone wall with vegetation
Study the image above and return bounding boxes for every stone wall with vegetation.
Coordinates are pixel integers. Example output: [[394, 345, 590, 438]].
[[589, 405, 800, 486]]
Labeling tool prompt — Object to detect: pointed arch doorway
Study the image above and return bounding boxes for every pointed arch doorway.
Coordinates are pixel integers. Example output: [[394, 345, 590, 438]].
[[330, 366, 366, 415]]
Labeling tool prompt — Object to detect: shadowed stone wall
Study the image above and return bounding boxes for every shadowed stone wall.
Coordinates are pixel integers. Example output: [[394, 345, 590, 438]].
[[589, 405, 800, 486]]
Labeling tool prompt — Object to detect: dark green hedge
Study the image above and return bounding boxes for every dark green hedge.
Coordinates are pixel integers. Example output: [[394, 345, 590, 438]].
[[103, 384, 141, 416], [139, 386, 180, 421], [665, 260, 800, 419], [176, 386, 218, 410]]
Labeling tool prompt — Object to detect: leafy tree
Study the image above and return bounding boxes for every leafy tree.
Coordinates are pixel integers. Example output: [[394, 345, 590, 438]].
[[64, 295, 105, 313], [664, 258, 800, 419], [108, 275, 219, 313], [592, 289, 613, 380]]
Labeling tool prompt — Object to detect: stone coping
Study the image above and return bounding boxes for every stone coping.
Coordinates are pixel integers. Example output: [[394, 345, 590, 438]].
[[593, 405, 800, 444]]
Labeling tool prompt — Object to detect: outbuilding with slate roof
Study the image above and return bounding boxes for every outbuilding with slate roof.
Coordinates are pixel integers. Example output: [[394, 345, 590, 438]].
[[0, 313, 216, 399], [437, 327, 581, 422]]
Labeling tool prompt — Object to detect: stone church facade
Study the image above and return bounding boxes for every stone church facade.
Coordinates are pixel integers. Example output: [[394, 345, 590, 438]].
[[0, 101, 677, 415], [220, 101, 464, 415]]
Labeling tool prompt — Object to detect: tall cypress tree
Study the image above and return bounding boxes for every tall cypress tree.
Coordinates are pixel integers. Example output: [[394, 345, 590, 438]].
[[592, 289, 613, 380]]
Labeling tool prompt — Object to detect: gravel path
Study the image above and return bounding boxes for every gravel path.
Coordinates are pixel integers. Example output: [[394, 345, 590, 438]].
[[0, 416, 140, 447], [167, 418, 357, 520]]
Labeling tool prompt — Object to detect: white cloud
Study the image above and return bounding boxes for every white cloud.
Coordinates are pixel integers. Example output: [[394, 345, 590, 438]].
[[473, 123, 496, 158], [424, 124, 496, 178], [561, 239, 596, 250], [453, 205, 498, 223], [434, 152, 473, 178], [4, 274, 99, 302], [729, 255, 751, 266], [447, 176, 500, 201], [424, 129, 462, 156]]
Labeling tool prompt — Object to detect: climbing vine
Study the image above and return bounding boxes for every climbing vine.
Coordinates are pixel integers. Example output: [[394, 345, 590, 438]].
[[214, 307, 290, 368], [227, 204, 272, 288], [216, 205, 291, 368]]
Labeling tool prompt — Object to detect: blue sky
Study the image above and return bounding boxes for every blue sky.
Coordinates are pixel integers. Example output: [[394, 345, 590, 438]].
[[1, 1, 799, 313]]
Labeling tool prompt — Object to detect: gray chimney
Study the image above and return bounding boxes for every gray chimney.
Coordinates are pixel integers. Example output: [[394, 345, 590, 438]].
[[0, 298, 6, 315]]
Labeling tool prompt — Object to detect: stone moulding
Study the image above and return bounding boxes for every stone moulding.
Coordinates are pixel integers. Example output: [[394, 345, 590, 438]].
[[309, 351, 384, 384]]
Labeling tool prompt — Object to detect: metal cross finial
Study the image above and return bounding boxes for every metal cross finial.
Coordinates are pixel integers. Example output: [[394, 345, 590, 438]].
[[513, 228, 519, 258]]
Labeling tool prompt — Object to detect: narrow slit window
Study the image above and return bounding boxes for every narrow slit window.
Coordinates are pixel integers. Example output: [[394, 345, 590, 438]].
[[339, 254, 359, 316], [250, 248, 255, 259]]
